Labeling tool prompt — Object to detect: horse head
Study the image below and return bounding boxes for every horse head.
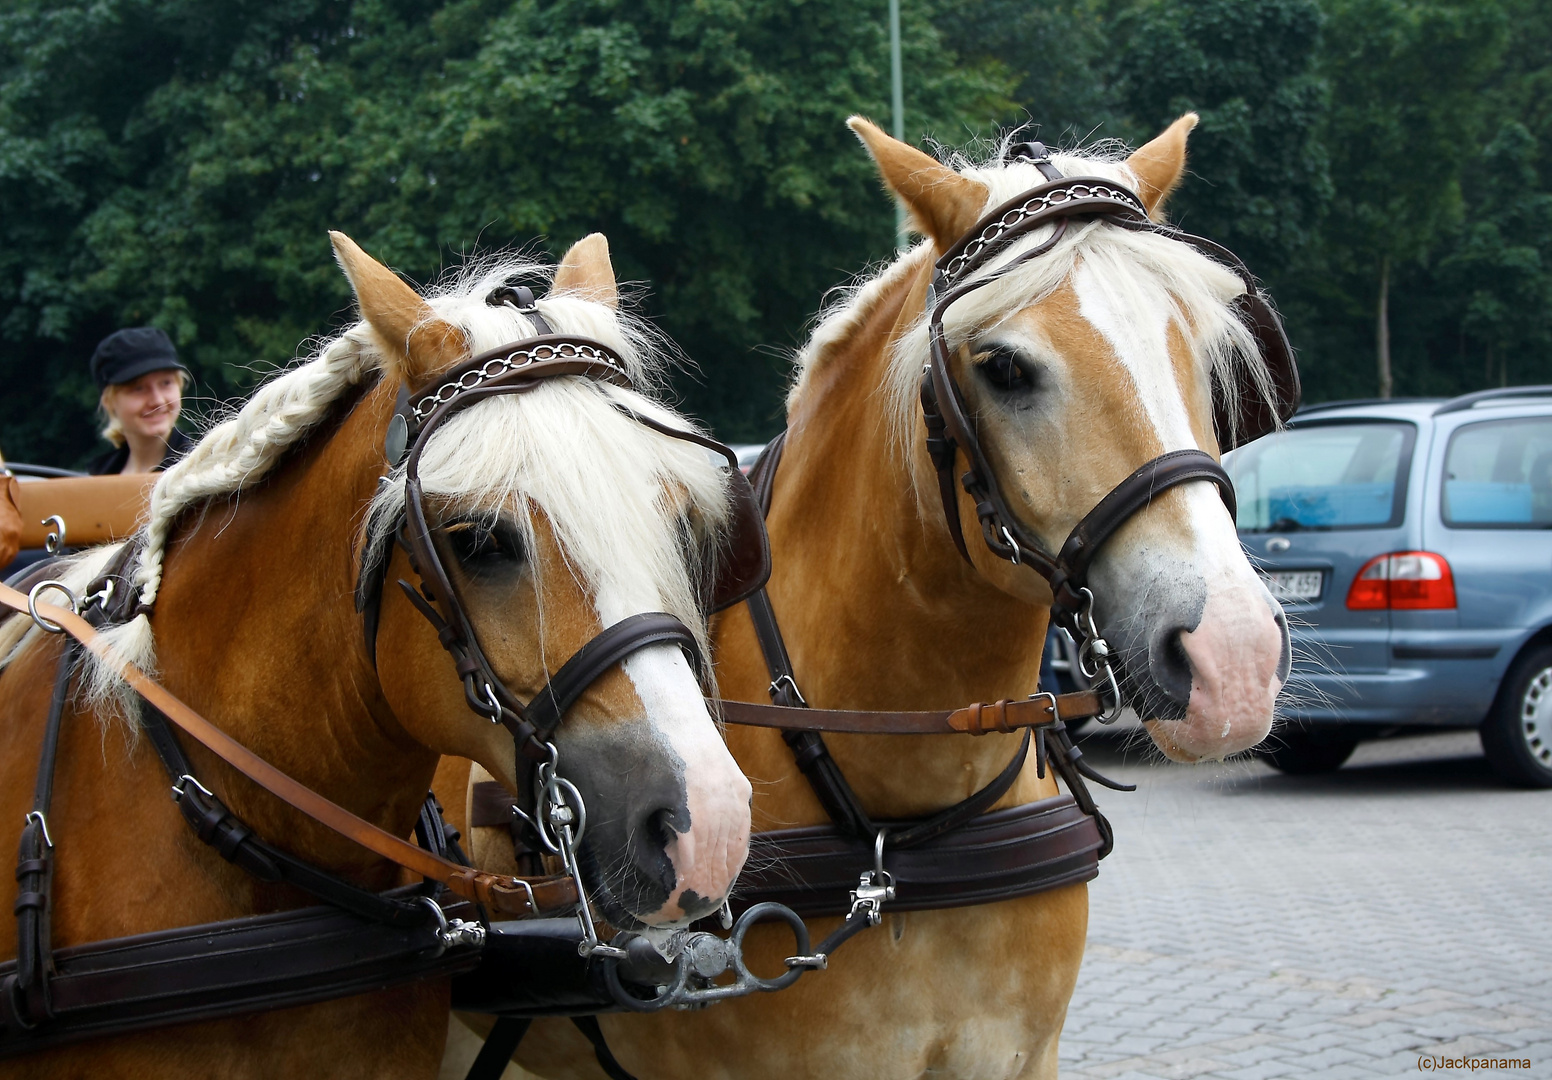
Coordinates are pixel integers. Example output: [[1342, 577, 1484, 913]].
[[334, 234, 751, 926], [850, 115, 1289, 762]]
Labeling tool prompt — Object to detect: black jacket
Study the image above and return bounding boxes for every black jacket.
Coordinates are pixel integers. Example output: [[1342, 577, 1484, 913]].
[[87, 428, 193, 476]]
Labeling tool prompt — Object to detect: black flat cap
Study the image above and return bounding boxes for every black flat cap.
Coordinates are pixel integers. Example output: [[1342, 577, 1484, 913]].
[[90, 327, 190, 389]]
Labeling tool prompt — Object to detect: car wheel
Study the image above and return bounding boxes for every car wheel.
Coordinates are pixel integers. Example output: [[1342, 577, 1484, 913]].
[[1482, 645, 1552, 789], [1257, 726, 1358, 775]]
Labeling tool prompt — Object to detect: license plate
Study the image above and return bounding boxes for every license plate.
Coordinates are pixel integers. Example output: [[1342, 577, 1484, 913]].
[[1264, 570, 1323, 601]]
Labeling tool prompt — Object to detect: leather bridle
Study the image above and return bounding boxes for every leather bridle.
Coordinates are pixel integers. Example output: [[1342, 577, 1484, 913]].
[[918, 141, 1299, 694], [365, 295, 769, 781]]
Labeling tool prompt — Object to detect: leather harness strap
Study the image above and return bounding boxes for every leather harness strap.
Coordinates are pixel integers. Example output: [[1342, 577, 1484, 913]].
[[1, 891, 484, 1058], [734, 795, 1103, 917], [0, 582, 574, 919], [718, 693, 1104, 735], [8, 637, 79, 1029]]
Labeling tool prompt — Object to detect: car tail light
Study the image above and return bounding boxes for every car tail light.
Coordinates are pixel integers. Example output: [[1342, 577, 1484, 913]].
[[1346, 552, 1457, 610]]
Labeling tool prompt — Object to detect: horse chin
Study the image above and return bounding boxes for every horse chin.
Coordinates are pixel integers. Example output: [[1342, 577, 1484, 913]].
[[1140, 711, 1275, 763]]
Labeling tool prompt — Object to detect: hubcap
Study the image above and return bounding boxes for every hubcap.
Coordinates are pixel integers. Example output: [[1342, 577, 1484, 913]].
[[1518, 667, 1552, 770]]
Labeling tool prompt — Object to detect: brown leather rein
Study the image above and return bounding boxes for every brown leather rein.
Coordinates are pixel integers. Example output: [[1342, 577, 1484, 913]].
[[718, 693, 1102, 735], [0, 581, 568, 918]]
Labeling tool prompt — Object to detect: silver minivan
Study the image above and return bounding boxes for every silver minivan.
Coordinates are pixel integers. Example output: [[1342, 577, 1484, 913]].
[[1225, 387, 1552, 787]]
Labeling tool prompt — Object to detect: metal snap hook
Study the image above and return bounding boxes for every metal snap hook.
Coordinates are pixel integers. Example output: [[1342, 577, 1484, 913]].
[[81, 576, 115, 613], [415, 896, 487, 950]]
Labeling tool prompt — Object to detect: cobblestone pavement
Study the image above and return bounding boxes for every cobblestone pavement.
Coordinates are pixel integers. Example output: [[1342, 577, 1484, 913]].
[[1060, 727, 1552, 1079]]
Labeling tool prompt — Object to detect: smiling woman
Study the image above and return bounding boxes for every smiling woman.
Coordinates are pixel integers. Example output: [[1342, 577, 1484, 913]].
[[87, 328, 194, 475]]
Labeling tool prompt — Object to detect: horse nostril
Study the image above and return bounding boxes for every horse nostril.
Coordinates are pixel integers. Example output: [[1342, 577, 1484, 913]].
[[1147, 626, 1195, 710], [645, 806, 681, 851], [1270, 601, 1292, 683]]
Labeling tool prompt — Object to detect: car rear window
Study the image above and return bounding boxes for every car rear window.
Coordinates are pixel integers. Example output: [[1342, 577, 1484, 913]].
[[1442, 417, 1552, 528], [1226, 421, 1414, 532]]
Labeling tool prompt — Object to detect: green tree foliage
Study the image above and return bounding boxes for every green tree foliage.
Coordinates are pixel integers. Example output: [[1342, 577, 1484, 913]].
[[4, 0, 1552, 468], [1107, 0, 1330, 281], [1307, 0, 1506, 398], [0, 0, 1010, 465], [1436, 121, 1552, 386]]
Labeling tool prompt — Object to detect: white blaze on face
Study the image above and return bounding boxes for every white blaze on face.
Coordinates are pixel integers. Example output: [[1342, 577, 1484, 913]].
[[1071, 263, 1285, 759], [622, 645, 752, 919]]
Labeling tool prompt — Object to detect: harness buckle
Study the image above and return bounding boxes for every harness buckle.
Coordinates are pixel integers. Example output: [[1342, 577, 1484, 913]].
[[24, 811, 53, 849], [768, 674, 807, 708], [171, 774, 215, 802]]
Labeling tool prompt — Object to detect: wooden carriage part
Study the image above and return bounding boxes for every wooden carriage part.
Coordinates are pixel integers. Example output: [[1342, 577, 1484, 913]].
[[14, 474, 155, 549]]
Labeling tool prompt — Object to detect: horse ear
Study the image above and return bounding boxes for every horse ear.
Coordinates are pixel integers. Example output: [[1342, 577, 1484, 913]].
[[329, 231, 466, 387], [848, 116, 988, 251], [1126, 113, 1198, 221], [551, 233, 618, 309]]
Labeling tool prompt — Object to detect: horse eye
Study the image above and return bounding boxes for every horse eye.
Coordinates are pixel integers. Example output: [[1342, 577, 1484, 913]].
[[444, 521, 525, 567], [975, 347, 1032, 392]]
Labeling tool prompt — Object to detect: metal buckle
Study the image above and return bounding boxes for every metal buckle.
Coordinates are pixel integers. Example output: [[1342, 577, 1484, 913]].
[[171, 774, 215, 801], [999, 525, 1022, 565], [768, 673, 808, 708], [24, 811, 53, 848], [1027, 690, 1059, 721]]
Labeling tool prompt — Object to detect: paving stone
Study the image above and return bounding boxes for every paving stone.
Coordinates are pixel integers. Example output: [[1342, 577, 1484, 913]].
[[1058, 730, 1552, 1080]]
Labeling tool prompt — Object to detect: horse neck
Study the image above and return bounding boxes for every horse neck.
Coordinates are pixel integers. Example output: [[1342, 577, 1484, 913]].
[[146, 379, 433, 875], [730, 253, 1050, 821]]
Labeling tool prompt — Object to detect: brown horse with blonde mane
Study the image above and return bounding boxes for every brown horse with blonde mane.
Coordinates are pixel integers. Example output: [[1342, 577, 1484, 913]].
[[0, 233, 753, 1077], [482, 114, 1290, 1080]]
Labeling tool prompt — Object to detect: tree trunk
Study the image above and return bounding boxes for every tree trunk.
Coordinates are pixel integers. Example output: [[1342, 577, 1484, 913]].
[[1376, 256, 1392, 399]]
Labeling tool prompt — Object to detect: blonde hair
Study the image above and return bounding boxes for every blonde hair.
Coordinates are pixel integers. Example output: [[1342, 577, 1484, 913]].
[[98, 369, 191, 447]]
